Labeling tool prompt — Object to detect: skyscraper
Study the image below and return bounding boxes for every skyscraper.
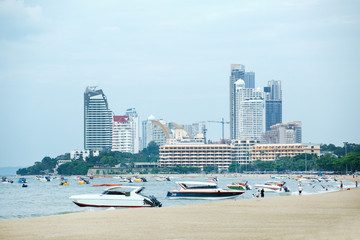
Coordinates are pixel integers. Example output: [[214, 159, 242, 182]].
[[125, 108, 140, 153], [230, 64, 255, 139], [84, 86, 113, 151], [234, 80, 265, 140], [264, 80, 282, 131]]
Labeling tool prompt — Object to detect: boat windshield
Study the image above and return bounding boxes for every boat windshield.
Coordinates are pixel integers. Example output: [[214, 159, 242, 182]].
[[181, 184, 218, 189], [102, 190, 126, 195]]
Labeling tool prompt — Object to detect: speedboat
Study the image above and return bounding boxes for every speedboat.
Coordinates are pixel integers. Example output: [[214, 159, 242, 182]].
[[69, 186, 162, 208], [254, 181, 290, 193], [40, 176, 51, 182], [18, 178, 26, 183], [167, 181, 244, 200], [227, 181, 252, 190]]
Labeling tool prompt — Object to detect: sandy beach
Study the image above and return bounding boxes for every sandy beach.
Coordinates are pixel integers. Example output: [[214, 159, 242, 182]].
[[1, 187, 359, 240]]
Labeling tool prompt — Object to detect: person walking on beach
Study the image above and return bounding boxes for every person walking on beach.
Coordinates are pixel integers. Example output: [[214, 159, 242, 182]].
[[260, 188, 264, 198], [298, 184, 303, 195]]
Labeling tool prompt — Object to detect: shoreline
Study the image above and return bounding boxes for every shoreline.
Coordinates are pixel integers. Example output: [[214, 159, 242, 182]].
[[1, 188, 359, 240]]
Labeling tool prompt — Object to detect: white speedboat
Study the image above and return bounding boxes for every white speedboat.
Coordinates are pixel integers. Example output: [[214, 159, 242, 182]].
[[69, 186, 162, 208], [167, 181, 244, 200], [254, 181, 290, 193]]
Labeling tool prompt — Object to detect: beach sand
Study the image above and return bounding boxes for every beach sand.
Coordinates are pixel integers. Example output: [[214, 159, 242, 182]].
[[1, 188, 359, 240]]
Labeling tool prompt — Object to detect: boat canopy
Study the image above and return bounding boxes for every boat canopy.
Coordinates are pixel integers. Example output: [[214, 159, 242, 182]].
[[177, 182, 218, 190]]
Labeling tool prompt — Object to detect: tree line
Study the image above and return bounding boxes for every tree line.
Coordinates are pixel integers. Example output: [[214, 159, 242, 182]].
[[16, 142, 360, 175], [228, 143, 360, 173]]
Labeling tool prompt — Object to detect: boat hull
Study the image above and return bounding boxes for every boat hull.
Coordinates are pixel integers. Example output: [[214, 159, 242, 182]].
[[167, 190, 244, 200], [69, 194, 153, 208]]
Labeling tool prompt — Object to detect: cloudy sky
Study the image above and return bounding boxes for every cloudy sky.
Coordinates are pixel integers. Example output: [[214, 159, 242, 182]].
[[0, 0, 359, 167]]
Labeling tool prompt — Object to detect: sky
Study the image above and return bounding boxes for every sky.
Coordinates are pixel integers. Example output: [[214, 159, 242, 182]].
[[0, 0, 359, 167]]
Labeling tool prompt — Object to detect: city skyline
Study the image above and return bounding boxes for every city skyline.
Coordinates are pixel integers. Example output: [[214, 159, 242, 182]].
[[1, 0, 360, 167]]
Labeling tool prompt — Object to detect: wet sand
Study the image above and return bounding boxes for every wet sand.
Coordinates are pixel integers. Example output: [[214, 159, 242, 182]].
[[1, 188, 359, 240]]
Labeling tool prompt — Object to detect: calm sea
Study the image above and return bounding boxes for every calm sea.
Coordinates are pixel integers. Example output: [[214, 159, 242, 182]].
[[0, 175, 353, 220]]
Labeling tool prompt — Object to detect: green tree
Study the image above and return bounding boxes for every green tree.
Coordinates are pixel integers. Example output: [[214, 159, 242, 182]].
[[228, 162, 240, 173]]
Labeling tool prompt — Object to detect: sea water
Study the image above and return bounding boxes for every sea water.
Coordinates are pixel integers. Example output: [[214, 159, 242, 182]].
[[0, 176, 354, 220]]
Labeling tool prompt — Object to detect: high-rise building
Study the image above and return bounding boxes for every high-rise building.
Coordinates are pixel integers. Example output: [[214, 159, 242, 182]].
[[230, 64, 255, 139], [125, 108, 140, 153], [183, 122, 206, 137], [234, 80, 265, 140], [112, 109, 140, 154], [84, 86, 113, 151], [264, 80, 282, 131], [142, 116, 170, 148]]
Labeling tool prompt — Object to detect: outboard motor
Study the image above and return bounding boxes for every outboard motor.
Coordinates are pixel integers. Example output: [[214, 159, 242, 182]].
[[144, 196, 162, 207]]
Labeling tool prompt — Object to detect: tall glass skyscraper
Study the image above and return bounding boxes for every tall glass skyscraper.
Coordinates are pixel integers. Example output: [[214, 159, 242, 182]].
[[230, 64, 255, 139], [264, 80, 282, 131], [84, 86, 113, 150]]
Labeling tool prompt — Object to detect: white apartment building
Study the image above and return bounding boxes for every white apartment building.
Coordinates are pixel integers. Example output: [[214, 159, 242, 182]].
[[234, 79, 265, 140], [112, 108, 140, 154]]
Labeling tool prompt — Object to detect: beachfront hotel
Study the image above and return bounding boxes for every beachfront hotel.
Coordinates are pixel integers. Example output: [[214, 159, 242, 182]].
[[231, 138, 260, 165], [159, 144, 232, 170], [159, 141, 320, 169], [251, 143, 320, 161], [84, 86, 113, 151]]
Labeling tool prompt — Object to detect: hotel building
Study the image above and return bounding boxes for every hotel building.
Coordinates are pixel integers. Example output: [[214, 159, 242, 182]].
[[231, 138, 260, 165], [159, 144, 233, 170], [251, 143, 320, 161]]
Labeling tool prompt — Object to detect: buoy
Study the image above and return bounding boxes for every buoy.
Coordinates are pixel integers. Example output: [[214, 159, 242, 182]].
[[347, 188, 351, 190]]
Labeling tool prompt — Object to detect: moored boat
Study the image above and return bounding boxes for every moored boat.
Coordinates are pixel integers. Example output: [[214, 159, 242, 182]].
[[69, 186, 162, 208], [167, 181, 244, 200], [227, 181, 252, 190], [254, 181, 290, 193]]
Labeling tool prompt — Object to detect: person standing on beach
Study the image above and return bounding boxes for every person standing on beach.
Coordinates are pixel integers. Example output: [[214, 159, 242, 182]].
[[340, 181, 343, 190], [260, 188, 264, 198], [356, 181, 358, 188], [298, 184, 303, 195]]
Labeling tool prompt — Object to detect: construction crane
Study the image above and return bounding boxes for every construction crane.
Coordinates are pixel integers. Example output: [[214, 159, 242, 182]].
[[207, 118, 230, 143]]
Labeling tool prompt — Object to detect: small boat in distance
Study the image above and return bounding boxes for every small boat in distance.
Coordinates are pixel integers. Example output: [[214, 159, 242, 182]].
[[69, 186, 162, 208], [167, 181, 244, 200], [254, 181, 290, 193]]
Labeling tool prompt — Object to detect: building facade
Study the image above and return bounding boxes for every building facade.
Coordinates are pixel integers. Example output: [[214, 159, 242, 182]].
[[251, 143, 320, 161], [230, 64, 255, 139], [125, 108, 140, 153], [230, 138, 260, 165], [159, 144, 233, 170], [265, 121, 302, 144], [234, 79, 265, 140], [84, 86, 113, 150], [112, 109, 140, 154], [264, 80, 282, 131]]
